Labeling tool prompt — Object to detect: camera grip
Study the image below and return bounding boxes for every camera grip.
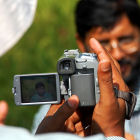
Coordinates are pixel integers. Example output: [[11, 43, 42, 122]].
[[71, 73, 96, 106]]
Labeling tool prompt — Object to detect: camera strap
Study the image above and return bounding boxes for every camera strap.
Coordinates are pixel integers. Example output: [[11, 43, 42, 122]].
[[114, 87, 137, 120]]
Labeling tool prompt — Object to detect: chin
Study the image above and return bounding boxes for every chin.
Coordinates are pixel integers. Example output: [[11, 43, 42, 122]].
[[123, 70, 139, 88], [121, 65, 132, 82], [123, 75, 132, 83]]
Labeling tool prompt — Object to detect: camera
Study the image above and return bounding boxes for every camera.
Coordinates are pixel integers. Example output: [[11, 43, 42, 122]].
[[12, 49, 99, 106]]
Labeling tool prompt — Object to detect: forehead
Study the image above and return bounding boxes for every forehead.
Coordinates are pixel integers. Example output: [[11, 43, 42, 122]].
[[85, 15, 139, 41]]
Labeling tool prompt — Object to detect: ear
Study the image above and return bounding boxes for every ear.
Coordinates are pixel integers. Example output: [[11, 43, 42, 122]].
[[75, 34, 86, 52]]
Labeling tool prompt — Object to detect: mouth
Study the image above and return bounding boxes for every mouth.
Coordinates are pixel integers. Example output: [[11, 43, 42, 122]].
[[118, 55, 140, 84], [118, 60, 132, 80], [120, 64, 129, 74]]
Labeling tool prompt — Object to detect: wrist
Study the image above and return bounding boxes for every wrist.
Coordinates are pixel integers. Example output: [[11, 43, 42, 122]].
[[104, 125, 124, 137]]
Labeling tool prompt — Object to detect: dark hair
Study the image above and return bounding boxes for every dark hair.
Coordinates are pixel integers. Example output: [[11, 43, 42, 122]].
[[75, 0, 140, 39], [35, 82, 45, 89]]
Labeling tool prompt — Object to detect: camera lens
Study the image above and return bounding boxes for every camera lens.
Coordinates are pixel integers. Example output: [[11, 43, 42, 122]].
[[63, 62, 70, 70]]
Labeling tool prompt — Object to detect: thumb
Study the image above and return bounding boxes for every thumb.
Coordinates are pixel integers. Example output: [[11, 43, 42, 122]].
[[53, 95, 79, 125]]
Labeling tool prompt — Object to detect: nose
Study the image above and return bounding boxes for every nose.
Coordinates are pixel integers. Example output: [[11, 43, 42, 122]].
[[110, 40, 126, 61]]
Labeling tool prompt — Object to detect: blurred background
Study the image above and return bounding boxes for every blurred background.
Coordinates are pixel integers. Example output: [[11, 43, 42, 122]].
[[0, 0, 78, 130]]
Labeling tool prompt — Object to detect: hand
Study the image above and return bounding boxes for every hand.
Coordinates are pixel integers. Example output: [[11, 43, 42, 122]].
[[59, 38, 128, 137], [0, 100, 8, 125], [64, 107, 93, 136], [36, 95, 79, 134], [89, 38, 129, 137], [36, 38, 128, 137], [36, 96, 93, 136], [40, 102, 93, 136]]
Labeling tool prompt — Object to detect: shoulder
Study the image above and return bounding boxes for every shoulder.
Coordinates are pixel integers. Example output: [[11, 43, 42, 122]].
[[0, 126, 105, 140], [0, 125, 33, 139], [0, 126, 126, 140]]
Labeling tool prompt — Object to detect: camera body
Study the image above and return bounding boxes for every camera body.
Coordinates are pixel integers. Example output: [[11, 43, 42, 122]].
[[57, 49, 99, 106], [12, 49, 99, 106]]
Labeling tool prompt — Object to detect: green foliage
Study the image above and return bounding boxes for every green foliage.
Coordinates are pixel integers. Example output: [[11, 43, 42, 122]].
[[0, 0, 77, 130]]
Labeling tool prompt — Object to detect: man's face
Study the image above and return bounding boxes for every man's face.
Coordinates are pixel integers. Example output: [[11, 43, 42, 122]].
[[77, 15, 140, 84], [36, 86, 46, 96]]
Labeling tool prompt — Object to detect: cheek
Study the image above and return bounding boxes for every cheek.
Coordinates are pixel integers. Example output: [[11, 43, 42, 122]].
[[126, 43, 140, 64], [122, 41, 140, 55], [127, 46, 139, 54]]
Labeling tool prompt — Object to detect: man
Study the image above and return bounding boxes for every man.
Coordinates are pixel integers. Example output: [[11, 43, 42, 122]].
[[36, 0, 139, 139], [75, 0, 140, 90], [74, 0, 140, 139], [31, 82, 53, 102]]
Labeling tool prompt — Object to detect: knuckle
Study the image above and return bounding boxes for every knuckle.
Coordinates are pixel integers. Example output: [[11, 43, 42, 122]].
[[101, 76, 112, 85]]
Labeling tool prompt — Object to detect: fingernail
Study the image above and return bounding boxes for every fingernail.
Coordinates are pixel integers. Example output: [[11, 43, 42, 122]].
[[90, 38, 97, 44], [67, 96, 79, 109], [90, 37, 101, 46], [100, 61, 111, 72], [68, 100, 75, 108]]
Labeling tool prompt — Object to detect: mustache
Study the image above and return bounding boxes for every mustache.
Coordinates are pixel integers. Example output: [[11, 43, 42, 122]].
[[118, 59, 132, 66]]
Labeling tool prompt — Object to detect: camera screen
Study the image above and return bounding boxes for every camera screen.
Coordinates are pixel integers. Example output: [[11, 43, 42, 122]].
[[20, 74, 58, 103]]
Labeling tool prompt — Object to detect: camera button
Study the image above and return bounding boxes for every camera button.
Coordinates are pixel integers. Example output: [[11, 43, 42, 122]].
[[76, 58, 87, 63], [12, 87, 16, 94]]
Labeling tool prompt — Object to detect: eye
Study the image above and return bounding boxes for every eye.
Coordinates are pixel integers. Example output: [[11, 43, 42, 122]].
[[118, 35, 134, 44], [99, 39, 109, 46]]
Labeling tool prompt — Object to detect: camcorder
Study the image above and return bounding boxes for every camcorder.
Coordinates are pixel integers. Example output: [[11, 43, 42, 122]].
[[12, 49, 137, 119], [12, 49, 99, 107]]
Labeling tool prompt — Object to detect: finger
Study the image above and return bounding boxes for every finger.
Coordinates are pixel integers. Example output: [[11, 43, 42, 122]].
[[64, 110, 82, 133], [65, 110, 83, 133], [107, 52, 121, 73], [76, 130, 85, 137], [89, 38, 110, 62], [89, 38, 114, 98], [0, 101, 8, 124], [98, 60, 116, 104], [65, 119, 76, 133], [75, 121, 84, 132], [89, 38, 120, 74], [89, 38, 128, 91], [53, 95, 79, 126], [67, 110, 81, 124], [76, 126, 90, 137]]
